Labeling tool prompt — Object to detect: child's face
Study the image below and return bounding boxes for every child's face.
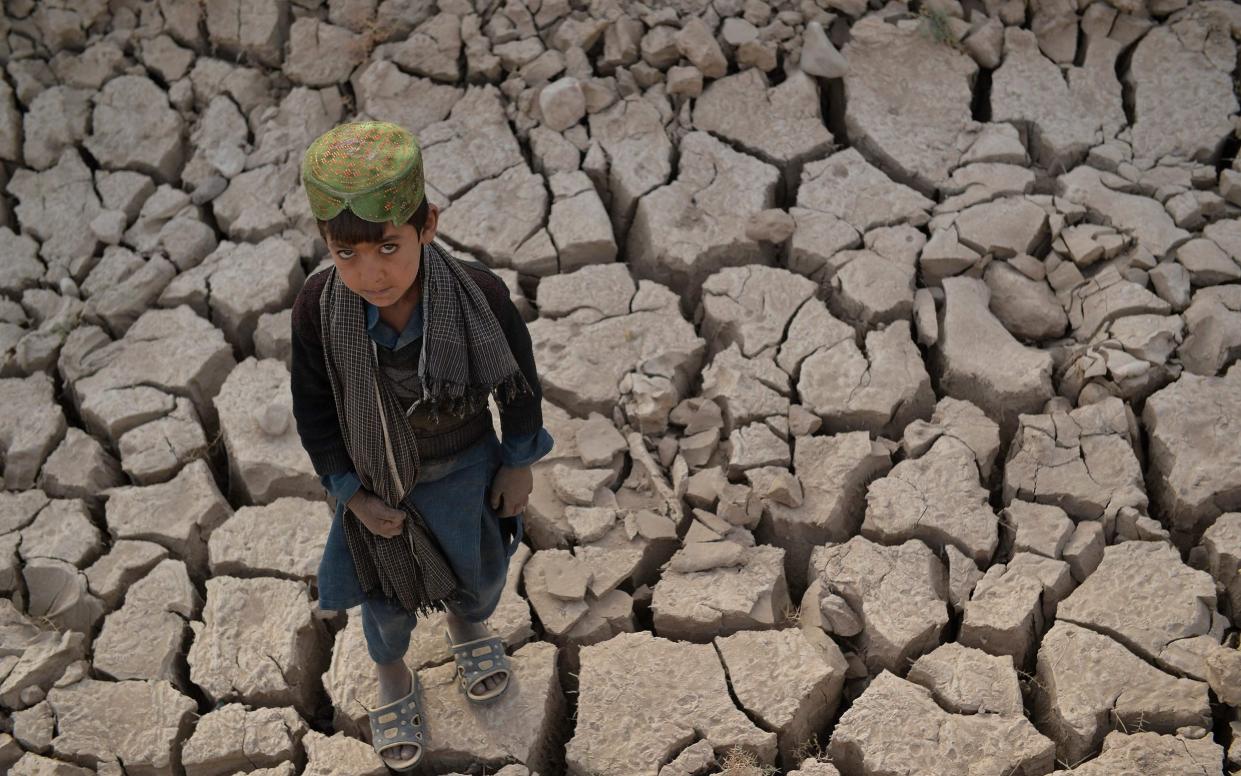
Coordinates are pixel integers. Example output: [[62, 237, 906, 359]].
[[327, 206, 437, 308]]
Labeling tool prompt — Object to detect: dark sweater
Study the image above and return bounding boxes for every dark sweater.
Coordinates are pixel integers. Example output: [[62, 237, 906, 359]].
[[290, 260, 545, 476]]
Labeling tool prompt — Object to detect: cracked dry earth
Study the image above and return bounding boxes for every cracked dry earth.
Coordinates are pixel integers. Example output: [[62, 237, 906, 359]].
[[5, 0, 1241, 774]]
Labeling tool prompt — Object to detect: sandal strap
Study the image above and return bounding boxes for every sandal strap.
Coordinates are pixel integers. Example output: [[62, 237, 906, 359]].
[[446, 633, 510, 691], [366, 670, 426, 752]]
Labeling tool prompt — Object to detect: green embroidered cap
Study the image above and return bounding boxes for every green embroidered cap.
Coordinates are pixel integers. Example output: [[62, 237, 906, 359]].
[[301, 121, 425, 226]]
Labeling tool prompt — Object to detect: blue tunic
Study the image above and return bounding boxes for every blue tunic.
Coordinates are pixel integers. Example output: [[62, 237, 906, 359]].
[[315, 297, 554, 612]]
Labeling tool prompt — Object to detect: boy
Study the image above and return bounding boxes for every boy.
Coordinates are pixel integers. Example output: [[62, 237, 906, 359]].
[[290, 121, 553, 770]]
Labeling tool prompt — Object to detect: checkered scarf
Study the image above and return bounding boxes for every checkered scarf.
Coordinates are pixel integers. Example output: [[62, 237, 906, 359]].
[[317, 240, 529, 615]]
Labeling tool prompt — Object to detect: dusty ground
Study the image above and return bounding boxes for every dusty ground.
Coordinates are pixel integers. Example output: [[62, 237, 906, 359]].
[[2, 0, 1241, 774]]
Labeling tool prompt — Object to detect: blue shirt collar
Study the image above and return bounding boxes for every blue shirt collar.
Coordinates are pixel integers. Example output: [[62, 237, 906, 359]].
[[365, 300, 423, 350]]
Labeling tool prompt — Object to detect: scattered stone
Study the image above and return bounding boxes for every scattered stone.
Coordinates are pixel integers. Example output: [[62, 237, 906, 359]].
[[665, 65, 703, 97], [828, 671, 1055, 775], [1180, 286, 1241, 375], [10, 752, 95, 775], [983, 260, 1067, 341], [210, 164, 296, 242], [900, 396, 1001, 480], [23, 87, 92, 172], [0, 601, 87, 710], [745, 210, 796, 244], [567, 631, 776, 775], [208, 498, 330, 581], [539, 76, 586, 131], [374, 12, 461, 83], [704, 269, 817, 370], [796, 148, 932, 246], [0, 227, 44, 296], [82, 252, 177, 338], [1059, 165, 1189, 259], [1203, 513, 1241, 619], [800, 21, 848, 78], [529, 126, 581, 176], [1003, 500, 1074, 560], [188, 576, 328, 716], [1066, 265, 1171, 341], [676, 18, 727, 79], [957, 562, 1045, 667], [1051, 730, 1224, 776], [8, 150, 103, 279], [1206, 643, 1241, 706]]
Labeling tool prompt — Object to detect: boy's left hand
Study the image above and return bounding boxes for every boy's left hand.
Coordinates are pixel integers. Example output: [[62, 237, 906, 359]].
[[489, 465, 533, 517]]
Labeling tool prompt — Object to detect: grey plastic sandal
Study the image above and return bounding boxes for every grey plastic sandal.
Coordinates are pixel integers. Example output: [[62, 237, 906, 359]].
[[363, 668, 426, 771], [446, 632, 511, 703]]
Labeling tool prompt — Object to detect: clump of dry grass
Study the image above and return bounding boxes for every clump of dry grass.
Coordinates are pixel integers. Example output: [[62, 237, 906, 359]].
[[718, 746, 778, 776]]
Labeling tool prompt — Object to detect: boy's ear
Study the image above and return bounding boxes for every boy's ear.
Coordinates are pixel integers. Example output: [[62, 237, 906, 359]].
[[421, 203, 438, 245]]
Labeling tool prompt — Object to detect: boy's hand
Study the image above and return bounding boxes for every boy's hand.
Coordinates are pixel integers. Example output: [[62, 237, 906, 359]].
[[490, 465, 533, 517], [346, 489, 405, 539]]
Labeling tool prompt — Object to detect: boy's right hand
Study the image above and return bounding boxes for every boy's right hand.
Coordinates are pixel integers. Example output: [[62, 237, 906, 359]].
[[346, 489, 406, 539]]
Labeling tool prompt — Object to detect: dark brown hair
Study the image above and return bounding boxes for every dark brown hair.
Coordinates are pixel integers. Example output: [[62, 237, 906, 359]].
[[317, 198, 430, 247]]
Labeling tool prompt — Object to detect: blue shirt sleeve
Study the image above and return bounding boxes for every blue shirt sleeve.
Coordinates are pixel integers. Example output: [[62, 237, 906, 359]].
[[499, 426, 555, 468], [321, 470, 362, 507]]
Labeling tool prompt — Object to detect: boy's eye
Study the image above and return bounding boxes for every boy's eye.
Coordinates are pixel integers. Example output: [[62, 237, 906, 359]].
[[336, 249, 353, 259], [381, 243, 398, 254]]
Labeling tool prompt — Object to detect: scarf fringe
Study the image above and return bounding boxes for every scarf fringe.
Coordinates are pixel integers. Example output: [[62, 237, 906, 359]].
[[412, 369, 534, 425]]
